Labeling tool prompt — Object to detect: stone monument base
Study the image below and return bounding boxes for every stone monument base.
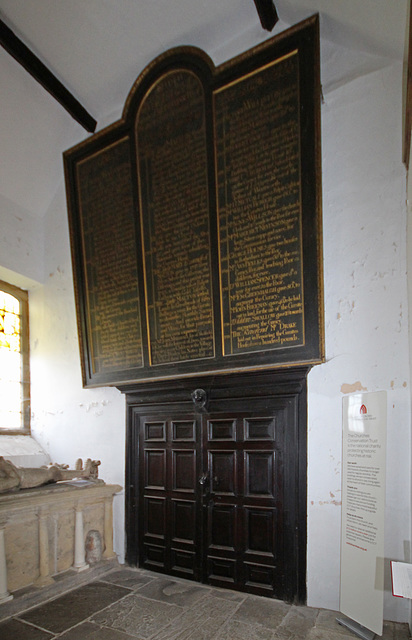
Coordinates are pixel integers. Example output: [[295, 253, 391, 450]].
[[0, 481, 121, 597]]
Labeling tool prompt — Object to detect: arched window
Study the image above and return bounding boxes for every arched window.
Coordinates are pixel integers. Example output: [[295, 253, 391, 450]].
[[0, 281, 30, 433]]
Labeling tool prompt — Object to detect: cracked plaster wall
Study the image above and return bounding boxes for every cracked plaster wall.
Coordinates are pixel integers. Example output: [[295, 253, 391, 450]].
[[0, 52, 410, 622]]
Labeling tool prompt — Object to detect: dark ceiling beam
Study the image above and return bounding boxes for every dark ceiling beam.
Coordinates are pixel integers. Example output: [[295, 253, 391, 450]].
[[253, 0, 279, 31], [0, 18, 97, 133]]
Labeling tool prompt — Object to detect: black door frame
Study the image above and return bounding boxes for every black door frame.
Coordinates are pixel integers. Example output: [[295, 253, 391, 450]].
[[120, 367, 309, 603]]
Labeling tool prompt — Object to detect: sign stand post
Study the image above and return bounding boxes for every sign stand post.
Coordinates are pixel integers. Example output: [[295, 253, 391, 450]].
[[336, 616, 375, 640]]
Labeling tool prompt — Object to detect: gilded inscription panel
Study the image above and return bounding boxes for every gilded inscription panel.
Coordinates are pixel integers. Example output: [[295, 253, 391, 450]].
[[214, 52, 304, 355], [137, 70, 215, 366], [65, 18, 323, 385], [77, 139, 143, 374]]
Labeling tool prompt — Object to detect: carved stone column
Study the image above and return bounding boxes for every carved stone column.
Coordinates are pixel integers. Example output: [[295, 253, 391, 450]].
[[73, 503, 89, 572], [103, 496, 115, 559], [0, 518, 12, 603], [34, 506, 54, 588]]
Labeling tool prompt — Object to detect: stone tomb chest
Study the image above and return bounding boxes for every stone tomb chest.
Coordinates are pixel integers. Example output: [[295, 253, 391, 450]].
[[0, 481, 121, 597]]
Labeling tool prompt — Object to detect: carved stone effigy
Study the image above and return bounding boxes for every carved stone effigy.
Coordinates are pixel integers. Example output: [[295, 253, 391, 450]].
[[0, 457, 101, 493], [0, 478, 122, 599]]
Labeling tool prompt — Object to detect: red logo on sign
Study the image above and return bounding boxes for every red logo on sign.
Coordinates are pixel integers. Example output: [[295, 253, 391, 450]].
[[360, 404, 367, 414]]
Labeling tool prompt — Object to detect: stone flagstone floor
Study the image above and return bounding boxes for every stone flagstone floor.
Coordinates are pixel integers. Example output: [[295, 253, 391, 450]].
[[0, 565, 410, 640]]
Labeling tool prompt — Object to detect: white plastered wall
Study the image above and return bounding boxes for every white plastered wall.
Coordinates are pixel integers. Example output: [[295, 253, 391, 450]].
[[28, 186, 127, 561], [308, 60, 410, 622], [1, 57, 410, 622]]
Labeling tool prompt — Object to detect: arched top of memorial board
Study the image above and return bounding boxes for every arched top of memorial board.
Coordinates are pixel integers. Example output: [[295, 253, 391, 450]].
[[122, 13, 319, 125], [122, 46, 215, 123]]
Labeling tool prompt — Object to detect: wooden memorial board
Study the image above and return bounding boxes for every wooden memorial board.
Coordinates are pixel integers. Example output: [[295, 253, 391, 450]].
[[64, 15, 324, 387]]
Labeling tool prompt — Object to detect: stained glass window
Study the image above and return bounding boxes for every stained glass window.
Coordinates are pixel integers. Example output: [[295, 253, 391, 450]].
[[0, 282, 30, 432]]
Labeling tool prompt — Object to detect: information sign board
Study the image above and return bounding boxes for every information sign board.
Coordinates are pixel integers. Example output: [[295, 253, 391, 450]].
[[340, 391, 387, 636]]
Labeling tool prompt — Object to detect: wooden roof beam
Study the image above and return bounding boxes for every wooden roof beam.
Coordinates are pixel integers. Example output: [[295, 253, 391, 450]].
[[0, 18, 97, 133], [253, 0, 279, 32]]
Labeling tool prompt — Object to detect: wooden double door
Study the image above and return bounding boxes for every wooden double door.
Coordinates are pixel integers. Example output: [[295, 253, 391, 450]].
[[124, 370, 308, 602]]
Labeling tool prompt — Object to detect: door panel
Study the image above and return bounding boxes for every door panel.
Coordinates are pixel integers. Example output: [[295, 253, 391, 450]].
[[208, 418, 237, 441], [245, 450, 275, 496], [245, 506, 276, 553], [172, 450, 196, 491], [171, 499, 196, 540], [144, 496, 166, 536], [145, 450, 166, 488], [172, 420, 196, 441], [244, 416, 276, 440], [209, 504, 237, 550], [144, 421, 167, 441], [209, 450, 236, 494], [143, 496, 166, 569]]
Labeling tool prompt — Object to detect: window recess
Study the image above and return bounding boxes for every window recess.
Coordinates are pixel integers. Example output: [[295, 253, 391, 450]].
[[0, 280, 30, 434]]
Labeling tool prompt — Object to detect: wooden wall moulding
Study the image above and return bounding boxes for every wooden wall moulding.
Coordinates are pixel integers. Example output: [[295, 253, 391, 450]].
[[64, 15, 324, 388]]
